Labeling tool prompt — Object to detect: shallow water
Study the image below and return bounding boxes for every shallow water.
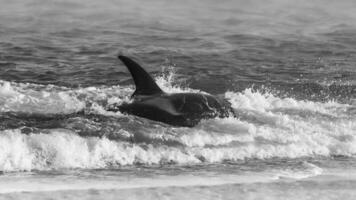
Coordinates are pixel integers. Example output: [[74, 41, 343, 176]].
[[0, 0, 355, 199]]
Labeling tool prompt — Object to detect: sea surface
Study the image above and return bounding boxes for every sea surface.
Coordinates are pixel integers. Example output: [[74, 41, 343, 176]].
[[0, 0, 356, 199]]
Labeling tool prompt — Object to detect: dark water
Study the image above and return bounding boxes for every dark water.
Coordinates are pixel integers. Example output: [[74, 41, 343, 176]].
[[0, 0, 356, 199], [1, 0, 355, 98]]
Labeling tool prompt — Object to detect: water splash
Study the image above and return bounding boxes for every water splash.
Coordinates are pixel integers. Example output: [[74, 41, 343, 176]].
[[0, 72, 355, 172]]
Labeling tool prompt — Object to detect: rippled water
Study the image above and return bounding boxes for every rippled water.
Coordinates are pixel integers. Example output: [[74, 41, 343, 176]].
[[0, 0, 356, 199]]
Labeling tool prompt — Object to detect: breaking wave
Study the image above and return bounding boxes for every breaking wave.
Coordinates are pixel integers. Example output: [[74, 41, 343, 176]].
[[0, 71, 355, 172]]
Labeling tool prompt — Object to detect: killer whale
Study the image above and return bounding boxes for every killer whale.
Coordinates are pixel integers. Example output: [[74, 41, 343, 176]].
[[109, 55, 234, 127]]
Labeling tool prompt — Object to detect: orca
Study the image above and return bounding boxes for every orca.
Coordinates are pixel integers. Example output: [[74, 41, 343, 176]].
[[109, 55, 234, 127]]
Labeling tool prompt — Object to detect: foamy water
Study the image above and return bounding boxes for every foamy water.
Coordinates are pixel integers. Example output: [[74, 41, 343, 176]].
[[0, 63, 355, 200], [1, 0, 356, 199], [0, 73, 355, 172]]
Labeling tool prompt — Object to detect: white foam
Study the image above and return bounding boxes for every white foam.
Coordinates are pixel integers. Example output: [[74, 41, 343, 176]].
[[0, 74, 355, 172], [0, 68, 201, 117], [0, 119, 355, 172], [154, 67, 204, 94], [0, 130, 33, 171], [225, 88, 350, 115], [0, 129, 202, 172], [0, 81, 85, 114], [272, 162, 323, 180]]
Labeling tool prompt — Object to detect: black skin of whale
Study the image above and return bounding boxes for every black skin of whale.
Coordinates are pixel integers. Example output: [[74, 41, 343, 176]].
[[109, 55, 234, 127]]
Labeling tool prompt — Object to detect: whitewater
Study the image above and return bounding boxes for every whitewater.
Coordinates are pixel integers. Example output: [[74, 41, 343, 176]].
[[1, 75, 355, 169], [0, 0, 356, 199]]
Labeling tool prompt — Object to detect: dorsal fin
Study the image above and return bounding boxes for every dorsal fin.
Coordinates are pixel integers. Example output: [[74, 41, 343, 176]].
[[118, 55, 164, 97]]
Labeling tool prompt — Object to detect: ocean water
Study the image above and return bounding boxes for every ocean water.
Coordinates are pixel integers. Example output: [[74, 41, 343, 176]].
[[0, 0, 356, 199]]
